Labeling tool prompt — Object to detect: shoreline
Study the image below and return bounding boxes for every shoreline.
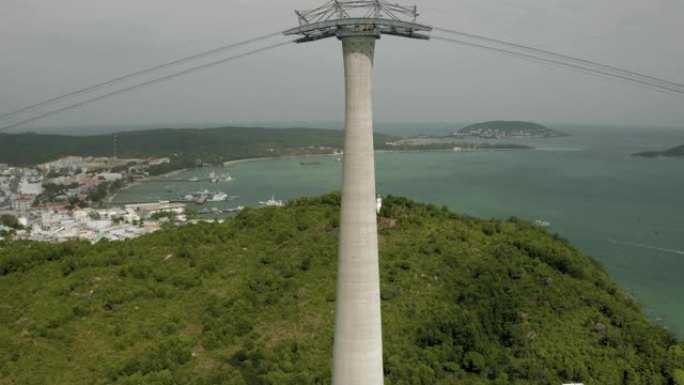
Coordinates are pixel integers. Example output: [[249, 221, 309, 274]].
[[107, 168, 188, 204], [108, 146, 533, 204]]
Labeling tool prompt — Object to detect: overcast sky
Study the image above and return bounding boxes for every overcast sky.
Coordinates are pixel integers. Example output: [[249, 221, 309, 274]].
[[1, 0, 683, 133]]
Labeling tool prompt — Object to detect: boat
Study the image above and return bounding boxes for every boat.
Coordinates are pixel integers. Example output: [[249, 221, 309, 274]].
[[300, 160, 322, 166], [182, 189, 212, 203], [259, 195, 284, 207], [208, 171, 219, 183], [220, 174, 235, 182], [208, 192, 228, 202], [207, 171, 235, 183], [534, 219, 551, 227], [188, 177, 200, 182]]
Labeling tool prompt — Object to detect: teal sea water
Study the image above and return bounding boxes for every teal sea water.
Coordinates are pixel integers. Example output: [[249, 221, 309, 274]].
[[113, 126, 684, 336]]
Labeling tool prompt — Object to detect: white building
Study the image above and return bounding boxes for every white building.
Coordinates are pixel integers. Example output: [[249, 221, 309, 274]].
[[0, 176, 11, 193], [125, 201, 185, 219], [41, 211, 52, 227], [18, 217, 29, 228], [97, 172, 123, 182], [18, 178, 43, 196], [86, 219, 113, 231], [12, 196, 33, 212], [149, 158, 170, 166], [37, 156, 85, 171], [72, 209, 91, 222]]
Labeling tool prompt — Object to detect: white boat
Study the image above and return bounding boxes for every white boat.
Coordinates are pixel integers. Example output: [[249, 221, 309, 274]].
[[208, 192, 228, 202], [207, 171, 234, 183], [534, 219, 551, 227], [188, 177, 200, 182], [183, 189, 212, 201], [208, 171, 219, 183], [227, 205, 244, 213], [259, 195, 284, 207]]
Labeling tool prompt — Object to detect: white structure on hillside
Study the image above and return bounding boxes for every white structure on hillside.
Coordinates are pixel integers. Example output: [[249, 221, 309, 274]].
[[125, 201, 185, 219], [12, 195, 33, 212], [38, 156, 85, 171], [97, 172, 123, 182], [18, 178, 43, 196]]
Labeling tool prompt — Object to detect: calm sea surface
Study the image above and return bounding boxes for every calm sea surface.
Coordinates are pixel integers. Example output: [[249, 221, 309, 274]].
[[113, 126, 684, 336]]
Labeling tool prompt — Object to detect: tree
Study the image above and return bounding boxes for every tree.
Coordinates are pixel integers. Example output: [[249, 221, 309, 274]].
[[0, 214, 21, 229]]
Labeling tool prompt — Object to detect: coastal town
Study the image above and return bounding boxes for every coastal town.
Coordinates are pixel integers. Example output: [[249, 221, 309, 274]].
[[0, 155, 189, 243]]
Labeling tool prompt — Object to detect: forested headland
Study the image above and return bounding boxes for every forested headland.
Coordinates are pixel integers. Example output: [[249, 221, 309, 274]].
[[0, 194, 682, 384], [633, 144, 684, 158], [453, 121, 567, 139], [0, 127, 397, 167]]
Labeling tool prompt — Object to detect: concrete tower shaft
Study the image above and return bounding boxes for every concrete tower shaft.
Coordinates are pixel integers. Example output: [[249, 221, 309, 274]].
[[333, 34, 383, 385], [283, 4, 430, 383]]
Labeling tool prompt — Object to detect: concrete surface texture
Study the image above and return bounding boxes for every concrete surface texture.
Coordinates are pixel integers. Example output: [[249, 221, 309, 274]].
[[332, 34, 384, 385]]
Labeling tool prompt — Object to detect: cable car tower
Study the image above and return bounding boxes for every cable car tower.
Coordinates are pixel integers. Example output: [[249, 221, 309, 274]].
[[284, 2, 431, 384]]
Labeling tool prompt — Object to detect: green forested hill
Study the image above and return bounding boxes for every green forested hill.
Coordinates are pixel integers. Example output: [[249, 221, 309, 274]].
[[0, 194, 682, 385], [455, 121, 566, 138], [0, 127, 396, 166]]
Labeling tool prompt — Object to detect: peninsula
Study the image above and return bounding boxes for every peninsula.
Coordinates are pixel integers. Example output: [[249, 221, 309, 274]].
[[633, 144, 684, 158], [453, 121, 567, 139]]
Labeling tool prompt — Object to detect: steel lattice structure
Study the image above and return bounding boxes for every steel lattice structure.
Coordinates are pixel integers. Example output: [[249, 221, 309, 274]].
[[283, 0, 431, 42], [295, 0, 418, 23]]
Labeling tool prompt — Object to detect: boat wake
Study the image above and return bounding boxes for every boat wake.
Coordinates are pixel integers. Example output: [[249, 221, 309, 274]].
[[605, 239, 684, 256]]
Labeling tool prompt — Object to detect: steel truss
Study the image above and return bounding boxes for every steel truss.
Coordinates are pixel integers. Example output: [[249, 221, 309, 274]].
[[284, 0, 431, 43]]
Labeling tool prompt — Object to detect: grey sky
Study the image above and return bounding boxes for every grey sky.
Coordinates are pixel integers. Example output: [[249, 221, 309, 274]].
[[1, 0, 683, 133]]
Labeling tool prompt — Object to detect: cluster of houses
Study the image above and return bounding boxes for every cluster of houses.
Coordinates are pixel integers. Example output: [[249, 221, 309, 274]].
[[0, 156, 179, 243], [1, 157, 129, 211], [1, 200, 187, 243]]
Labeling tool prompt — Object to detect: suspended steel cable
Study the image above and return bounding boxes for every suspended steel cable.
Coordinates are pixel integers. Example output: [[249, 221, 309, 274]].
[[431, 35, 684, 95], [0, 40, 292, 132], [0, 31, 283, 123], [434, 27, 684, 91]]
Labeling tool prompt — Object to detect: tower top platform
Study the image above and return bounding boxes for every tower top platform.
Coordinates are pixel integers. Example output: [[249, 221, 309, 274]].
[[283, 0, 431, 43]]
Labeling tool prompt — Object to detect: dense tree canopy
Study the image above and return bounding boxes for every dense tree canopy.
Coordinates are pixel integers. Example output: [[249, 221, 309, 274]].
[[0, 193, 681, 384], [0, 127, 396, 166], [0, 214, 21, 229]]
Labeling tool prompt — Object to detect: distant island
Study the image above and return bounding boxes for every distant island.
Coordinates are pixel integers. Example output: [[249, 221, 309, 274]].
[[385, 139, 533, 151], [633, 144, 684, 158], [452, 121, 567, 139]]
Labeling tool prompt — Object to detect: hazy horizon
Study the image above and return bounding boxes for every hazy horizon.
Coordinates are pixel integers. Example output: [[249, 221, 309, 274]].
[[1, 0, 683, 133], [3, 120, 684, 140]]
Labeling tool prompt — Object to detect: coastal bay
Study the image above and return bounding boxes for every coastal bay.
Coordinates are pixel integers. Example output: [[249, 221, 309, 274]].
[[113, 125, 684, 336]]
